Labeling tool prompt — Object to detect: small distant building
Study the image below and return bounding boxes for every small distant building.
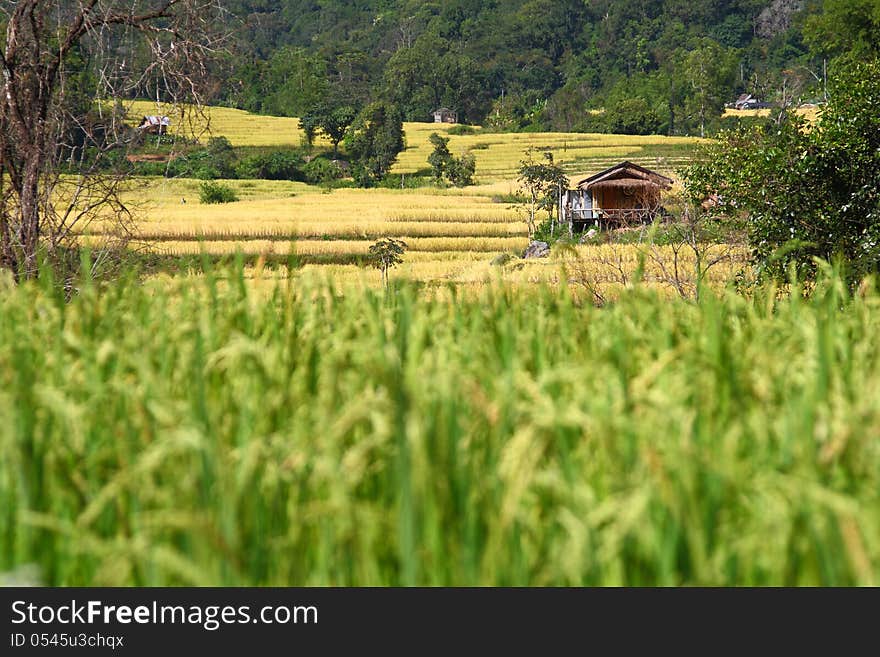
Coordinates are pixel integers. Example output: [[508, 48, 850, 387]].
[[732, 94, 771, 110], [432, 108, 458, 124], [137, 115, 171, 135], [560, 161, 674, 230]]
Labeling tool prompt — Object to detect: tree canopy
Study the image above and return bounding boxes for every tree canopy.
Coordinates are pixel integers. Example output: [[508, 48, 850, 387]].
[[215, 1, 855, 136], [345, 102, 406, 186], [685, 57, 880, 285]]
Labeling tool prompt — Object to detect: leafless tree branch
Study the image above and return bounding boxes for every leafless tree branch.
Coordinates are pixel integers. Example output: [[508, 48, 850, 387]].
[[0, 0, 230, 284]]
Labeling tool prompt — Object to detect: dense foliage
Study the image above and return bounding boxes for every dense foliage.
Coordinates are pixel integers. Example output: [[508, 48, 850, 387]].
[[215, 1, 863, 135], [427, 133, 476, 187], [345, 101, 406, 185], [685, 57, 880, 285]]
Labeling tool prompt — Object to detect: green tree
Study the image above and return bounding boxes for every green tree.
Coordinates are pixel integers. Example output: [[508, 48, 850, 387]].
[[312, 99, 359, 159], [606, 97, 663, 135], [368, 238, 407, 288], [299, 113, 320, 152], [804, 0, 880, 58], [517, 149, 569, 237], [514, 0, 586, 63], [427, 133, 452, 182], [381, 32, 488, 123], [447, 152, 476, 188], [684, 57, 880, 286], [681, 40, 738, 137], [260, 47, 329, 117], [205, 137, 237, 179], [426, 133, 477, 187], [345, 102, 405, 186]]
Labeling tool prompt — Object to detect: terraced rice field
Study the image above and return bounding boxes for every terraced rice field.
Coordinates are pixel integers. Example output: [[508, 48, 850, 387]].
[[116, 102, 709, 290], [393, 121, 700, 182], [93, 177, 738, 294], [127, 100, 308, 148], [127, 101, 700, 183]]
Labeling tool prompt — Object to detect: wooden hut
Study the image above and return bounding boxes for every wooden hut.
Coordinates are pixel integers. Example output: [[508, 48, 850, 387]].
[[561, 161, 673, 231], [431, 108, 458, 124]]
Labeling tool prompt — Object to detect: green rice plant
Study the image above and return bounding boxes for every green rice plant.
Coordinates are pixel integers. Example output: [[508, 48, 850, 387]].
[[0, 266, 878, 586]]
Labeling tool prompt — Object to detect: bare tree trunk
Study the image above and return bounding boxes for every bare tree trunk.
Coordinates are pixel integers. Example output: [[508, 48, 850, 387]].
[[0, 0, 228, 282], [528, 191, 537, 238], [18, 158, 43, 276]]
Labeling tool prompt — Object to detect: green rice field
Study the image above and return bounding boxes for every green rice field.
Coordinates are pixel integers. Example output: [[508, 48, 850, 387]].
[[1, 267, 878, 586]]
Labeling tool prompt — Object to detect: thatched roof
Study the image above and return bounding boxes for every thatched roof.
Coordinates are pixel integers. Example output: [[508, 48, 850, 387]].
[[577, 161, 673, 192], [587, 179, 656, 189]]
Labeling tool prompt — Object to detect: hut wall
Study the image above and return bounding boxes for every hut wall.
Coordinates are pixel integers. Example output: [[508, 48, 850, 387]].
[[593, 185, 660, 211]]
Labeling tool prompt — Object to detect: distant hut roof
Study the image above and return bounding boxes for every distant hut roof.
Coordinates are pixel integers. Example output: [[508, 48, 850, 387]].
[[577, 161, 673, 192], [139, 115, 171, 127]]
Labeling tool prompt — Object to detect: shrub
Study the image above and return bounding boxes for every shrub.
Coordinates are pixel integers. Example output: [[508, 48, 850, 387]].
[[447, 152, 476, 187], [193, 164, 222, 180], [199, 181, 238, 204], [236, 150, 304, 181], [204, 136, 237, 178], [129, 141, 239, 180], [302, 157, 343, 184], [447, 124, 477, 136], [533, 218, 574, 244], [489, 252, 515, 266]]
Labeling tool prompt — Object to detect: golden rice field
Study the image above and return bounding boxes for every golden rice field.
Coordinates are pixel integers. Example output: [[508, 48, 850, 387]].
[[153, 237, 528, 256], [140, 243, 748, 300], [392, 121, 701, 182], [114, 102, 722, 292], [722, 105, 820, 122], [114, 178, 522, 232], [310, 242, 745, 289], [126, 100, 701, 183], [96, 176, 734, 295], [126, 100, 308, 148]]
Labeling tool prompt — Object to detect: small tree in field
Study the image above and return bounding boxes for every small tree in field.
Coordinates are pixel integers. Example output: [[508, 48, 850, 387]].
[[447, 152, 476, 187], [427, 133, 452, 182], [517, 149, 568, 238], [368, 238, 407, 288], [427, 132, 476, 187], [299, 113, 320, 152], [199, 181, 238, 204]]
